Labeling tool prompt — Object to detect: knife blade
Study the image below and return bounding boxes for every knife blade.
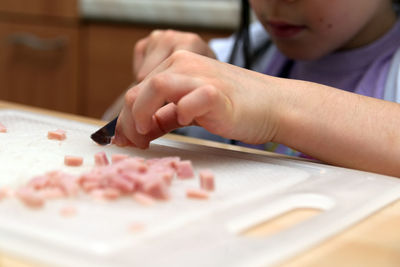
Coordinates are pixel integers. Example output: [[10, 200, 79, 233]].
[[90, 116, 118, 145]]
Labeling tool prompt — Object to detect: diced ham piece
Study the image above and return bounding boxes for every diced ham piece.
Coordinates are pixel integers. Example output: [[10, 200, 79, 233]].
[[26, 171, 79, 199], [17, 153, 212, 209], [58, 175, 80, 197], [94, 151, 109, 166], [176, 160, 194, 179], [143, 179, 169, 200], [161, 171, 174, 185], [148, 157, 180, 168], [186, 188, 209, 200], [0, 187, 14, 198], [0, 123, 7, 133], [111, 154, 129, 163], [28, 175, 49, 190], [117, 158, 147, 173], [108, 175, 135, 193], [60, 206, 77, 217], [39, 188, 66, 199], [90, 189, 106, 200], [0, 188, 6, 200], [199, 169, 215, 191], [133, 192, 155, 206], [128, 222, 145, 233], [90, 188, 120, 200], [48, 129, 66, 140], [82, 181, 101, 192], [16, 187, 45, 208], [64, 156, 83, 167], [102, 188, 121, 200]]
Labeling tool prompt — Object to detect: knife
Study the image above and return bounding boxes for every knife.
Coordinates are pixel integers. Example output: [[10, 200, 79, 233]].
[[90, 116, 118, 145]]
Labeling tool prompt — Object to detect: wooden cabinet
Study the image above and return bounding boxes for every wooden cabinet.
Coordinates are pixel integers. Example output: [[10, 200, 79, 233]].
[[0, 0, 80, 114], [0, 21, 80, 114]]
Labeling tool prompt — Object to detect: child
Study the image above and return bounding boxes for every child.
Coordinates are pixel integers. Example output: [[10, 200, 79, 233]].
[[112, 0, 400, 177]]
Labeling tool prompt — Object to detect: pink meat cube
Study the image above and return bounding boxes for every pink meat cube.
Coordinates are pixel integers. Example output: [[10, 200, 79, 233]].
[[148, 157, 180, 168], [199, 169, 215, 191], [118, 158, 148, 173], [128, 222, 145, 233], [143, 179, 169, 200], [82, 181, 101, 192], [111, 154, 129, 164], [161, 170, 174, 185], [16, 188, 45, 208], [58, 175, 80, 196], [123, 172, 146, 191], [64, 156, 83, 167], [28, 175, 49, 190], [176, 160, 194, 179], [108, 175, 135, 193], [0, 187, 14, 198], [38, 188, 66, 199], [94, 151, 109, 166], [0, 122, 7, 133], [90, 189, 106, 200], [48, 129, 66, 140], [102, 188, 121, 200], [186, 188, 209, 200], [89, 188, 120, 200], [60, 206, 77, 217], [133, 192, 155, 206], [0, 188, 6, 200]]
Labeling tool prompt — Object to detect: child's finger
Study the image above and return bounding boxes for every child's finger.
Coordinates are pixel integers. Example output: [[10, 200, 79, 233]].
[[116, 108, 153, 149], [114, 87, 149, 148], [176, 85, 229, 127], [116, 105, 181, 149], [136, 32, 175, 81], [133, 38, 148, 81], [153, 103, 182, 133], [132, 73, 201, 135]]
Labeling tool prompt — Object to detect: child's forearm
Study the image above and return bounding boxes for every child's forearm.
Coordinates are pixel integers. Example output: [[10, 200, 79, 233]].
[[274, 79, 400, 177]]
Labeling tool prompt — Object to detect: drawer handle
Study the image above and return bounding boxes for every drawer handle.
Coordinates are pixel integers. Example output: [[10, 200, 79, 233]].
[[7, 33, 67, 51]]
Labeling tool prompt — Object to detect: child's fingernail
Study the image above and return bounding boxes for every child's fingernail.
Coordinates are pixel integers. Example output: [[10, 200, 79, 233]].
[[114, 135, 128, 147], [111, 136, 116, 144], [111, 136, 119, 145], [136, 124, 147, 135], [112, 135, 120, 145]]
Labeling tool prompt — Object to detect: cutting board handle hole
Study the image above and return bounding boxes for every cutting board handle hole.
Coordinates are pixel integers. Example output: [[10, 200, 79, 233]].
[[240, 208, 322, 238]]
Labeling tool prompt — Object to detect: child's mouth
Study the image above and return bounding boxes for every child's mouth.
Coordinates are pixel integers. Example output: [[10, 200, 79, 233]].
[[267, 21, 306, 38]]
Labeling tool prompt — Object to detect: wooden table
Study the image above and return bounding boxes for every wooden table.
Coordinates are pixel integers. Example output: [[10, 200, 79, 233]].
[[1, 100, 399, 267]]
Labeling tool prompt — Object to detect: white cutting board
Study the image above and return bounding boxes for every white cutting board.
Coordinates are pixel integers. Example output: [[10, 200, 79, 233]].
[[0, 109, 400, 267]]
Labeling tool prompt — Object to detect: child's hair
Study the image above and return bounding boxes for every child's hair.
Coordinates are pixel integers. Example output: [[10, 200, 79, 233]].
[[229, 0, 251, 69], [229, 0, 251, 68]]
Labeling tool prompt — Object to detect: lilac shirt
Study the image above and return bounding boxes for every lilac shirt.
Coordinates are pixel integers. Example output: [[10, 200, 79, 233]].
[[266, 19, 400, 98]]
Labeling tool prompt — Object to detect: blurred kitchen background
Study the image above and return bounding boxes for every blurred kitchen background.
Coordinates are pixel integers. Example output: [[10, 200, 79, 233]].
[[0, 0, 238, 118]]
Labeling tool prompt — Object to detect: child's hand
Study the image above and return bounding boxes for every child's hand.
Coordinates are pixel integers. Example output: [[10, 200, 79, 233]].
[[113, 50, 400, 177], [133, 30, 216, 83], [114, 51, 288, 149]]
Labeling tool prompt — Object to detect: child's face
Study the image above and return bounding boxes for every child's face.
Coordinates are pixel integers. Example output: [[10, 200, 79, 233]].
[[249, 0, 396, 60]]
